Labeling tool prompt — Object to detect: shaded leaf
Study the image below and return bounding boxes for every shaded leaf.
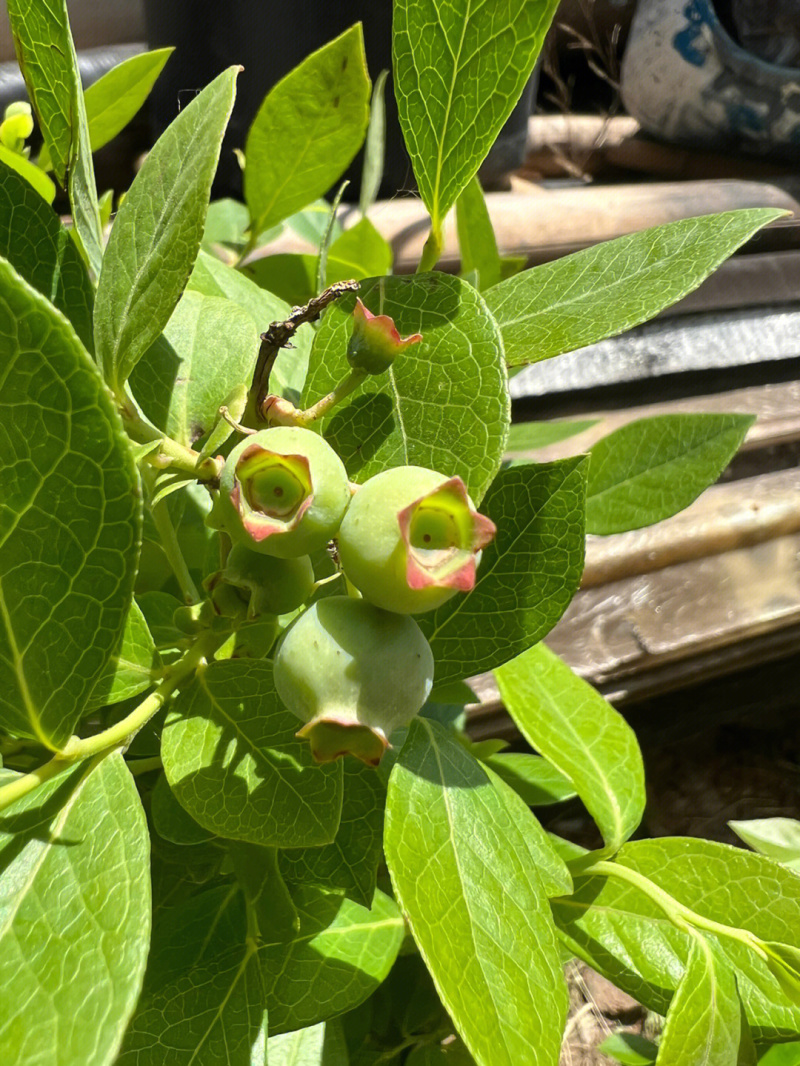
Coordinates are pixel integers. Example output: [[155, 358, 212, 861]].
[[0, 754, 150, 1066], [202, 198, 250, 253], [506, 418, 599, 453], [360, 69, 389, 216], [279, 758, 385, 906], [243, 252, 318, 308], [0, 159, 93, 350], [586, 413, 754, 535], [482, 752, 577, 807], [161, 659, 343, 847], [325, 217, 393, 284], [245, 26, 370, 233], [393, 0, 559, 230], [0, 258, 140, 748], [496, 644, 645, 851], [0, 143, 55, 202], [655, 937, 740, 1065], [150, 771, 215, 846], [485, 209, 787, 368], [456, 177, 501, 290], [598, 1033, 657, 1065], [418, 458, 586, 685], [552, 838, 800, 1041], [385, 718, 568, 1066], [303, 273, 509, 503], [94, 67, 238, 388], [86, 599, 158, 711]]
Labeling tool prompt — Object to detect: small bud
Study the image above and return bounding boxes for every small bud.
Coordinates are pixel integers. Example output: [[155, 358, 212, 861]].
[[346, 298, 422, 375]]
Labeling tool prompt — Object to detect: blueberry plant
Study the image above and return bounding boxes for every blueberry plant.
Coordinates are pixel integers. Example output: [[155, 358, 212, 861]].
[[1, 2, 799, 1064]]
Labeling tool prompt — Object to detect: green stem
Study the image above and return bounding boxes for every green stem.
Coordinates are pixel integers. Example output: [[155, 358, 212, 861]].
[[417, 223, 443, 273], [296, 368, 367, 426], [127, 756, 163, 776], [145, 473, 201, 604], [0, 633, 219, 814], [585, 860, 767, 961], [118, 390, 221, 482]]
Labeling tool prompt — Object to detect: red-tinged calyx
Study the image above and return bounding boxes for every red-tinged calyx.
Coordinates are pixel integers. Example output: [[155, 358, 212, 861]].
[[398, 476, 496, 592], [296, 716, 389, 767], [231, 444, 313, 543], [346, 297, 423, 375]]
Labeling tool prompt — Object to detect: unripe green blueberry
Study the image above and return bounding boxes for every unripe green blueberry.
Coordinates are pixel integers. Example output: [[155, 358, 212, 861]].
[[337, 466, 496, 615], [223, 543, 315, 617], [209, 427, 350, 559], [346, 298, 422, 375], [274, 596, 434, 766]]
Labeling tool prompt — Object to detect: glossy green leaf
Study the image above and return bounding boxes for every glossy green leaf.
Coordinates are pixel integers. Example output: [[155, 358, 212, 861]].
[[268, 1021, 348, 1065], [243, 252, 318, 308], [245, 26, 370, 233], [586, 413, 754, 535], [655, 937, 740, 1065], [325, 217, 393, 285], [0, 143, 55, 202], [85, 47, 174, 152], [130, 290, 259, 447], [482, 752, 578, 806], [188, 250, 311, 400], [456, 177, 502, 291], [161, 659, 343, 847], [393, 0, 559, 231], [86, 599, 158, 711], [279, 758, 385, 906], [496, 644, 645, 851], [418, 458, 587, 685], [94, 67, 238, 388], [360, 69, 389, 216], [0, 160, 93, 350], [264, 885, 404, 1034], [729, 818, 800, 873], [599, 1033, 657, 1066], [119, 884, 267, 1066], [552, 838, 800, 1041], [0, 258, 140, 748], [385, 718, 568, 1066], [151, 771, 215, 846], [506, 418, 599, 453], [303, 273, 509, 502], [0, 754, 150, 1066], [6, 0, 103, 274], [485, 209, 786, 368]]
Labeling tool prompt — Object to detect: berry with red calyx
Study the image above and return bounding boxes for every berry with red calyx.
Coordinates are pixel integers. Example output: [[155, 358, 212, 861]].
[[346, 298, 422, 375]]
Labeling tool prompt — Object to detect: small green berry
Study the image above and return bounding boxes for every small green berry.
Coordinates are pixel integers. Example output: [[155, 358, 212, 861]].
[[223, 543, 315, 617]]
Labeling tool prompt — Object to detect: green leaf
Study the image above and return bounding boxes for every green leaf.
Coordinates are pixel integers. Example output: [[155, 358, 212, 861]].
[[161, 659, 343, 847], [325, 217, 393, 284], [0, 159, 93, 350], [268, 1021, 348, 1065], [655, 937, 740, 1066], [0, 753, 150, 1066], [758, 1043, 800, 1066], [385, 718, 568, 1066], [456, 177, 502, 291], [484, 209, 787, 368], [359, 69, 389, 217], [243, 252, 318, 308], [302, 274, 509, 503], [130, 290, 259, 447], [729, 819, 800, 873], [482, 752, 578, 806], [286, 200, 344, 247], [119, 884, 267, 1066], [264, 885, 404, 1034], [394, 0, 559, 232], [86, 599, 158, 711], [84, 47, 174, 152], [151, 771, 215, 845], [0, 258, 141, 748], [599, 1033, 658, 1066], [6, 0, 103, 274], [279, 758, 385, 906], [0, 143, 55, 202], [244, 25, 371, 233], [506, 419, 600, 453], [187, 250, 312, 400], [495, 644, 645, 852], [552, 838, 800, 1041], [418, 458, 587, 685], [586, 413, 754, 535], [203, 198, 250, 253], [94, 67, 239, 389]]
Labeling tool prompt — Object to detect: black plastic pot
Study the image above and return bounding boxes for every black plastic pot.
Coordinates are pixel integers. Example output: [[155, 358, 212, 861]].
[[143, 0, 536, 200]]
